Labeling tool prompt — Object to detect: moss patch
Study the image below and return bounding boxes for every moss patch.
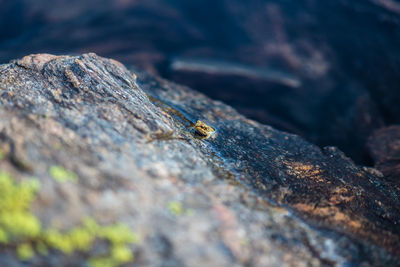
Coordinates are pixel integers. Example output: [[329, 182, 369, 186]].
[[0, 171, 138, 266]]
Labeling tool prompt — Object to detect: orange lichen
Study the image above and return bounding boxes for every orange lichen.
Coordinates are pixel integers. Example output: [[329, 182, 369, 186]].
[[283, 161, 325, 182], [294, 203, 362, 231], [329, 187, 354, 204]]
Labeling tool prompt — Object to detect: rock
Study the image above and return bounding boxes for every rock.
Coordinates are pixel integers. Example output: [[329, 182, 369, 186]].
[[1, 0, 399, 165], [368, 125, 400, 193], [0, 53, 399, 266]]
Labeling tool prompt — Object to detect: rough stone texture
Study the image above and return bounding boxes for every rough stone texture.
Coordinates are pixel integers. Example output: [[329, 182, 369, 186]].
[[0, 53, 399, 266], [1, 0, 400, 165], [368, 125, 400, 194]]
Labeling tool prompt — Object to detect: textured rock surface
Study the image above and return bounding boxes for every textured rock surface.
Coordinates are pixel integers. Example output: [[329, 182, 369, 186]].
[[0, 53, 399, 266], [1, 0, 400, 165], [368, 125, 400, 195]]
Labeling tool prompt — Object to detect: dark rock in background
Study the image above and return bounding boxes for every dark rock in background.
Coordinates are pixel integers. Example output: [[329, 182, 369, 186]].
[[0, 53, 399, 266], [368, 125, 400, 194], [1, 0, 400, 165]]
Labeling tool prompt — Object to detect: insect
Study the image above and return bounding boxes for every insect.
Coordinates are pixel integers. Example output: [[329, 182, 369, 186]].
[[194, 120, 215, 139]]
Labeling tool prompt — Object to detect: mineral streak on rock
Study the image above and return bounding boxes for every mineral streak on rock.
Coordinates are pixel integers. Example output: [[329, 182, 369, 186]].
[[0, 53, 399, 266]]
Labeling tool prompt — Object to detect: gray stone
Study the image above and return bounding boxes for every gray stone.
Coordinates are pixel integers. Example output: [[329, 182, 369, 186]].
[[0, 53, 399, 266]]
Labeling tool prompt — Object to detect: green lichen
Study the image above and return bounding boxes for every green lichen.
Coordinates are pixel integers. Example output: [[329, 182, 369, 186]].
[[167, 201, 195, 217], [167, 201, 183, 216], [89, 257, 117, 267], [89, 243, 134, 267], [99, 223, 139, 245], [36, 241, 48, 255], [111, 244, 134, 263], [43, 218, 139, 263], [49, 165, 78, 182], [0, 172, 41, 243], [0, 171, 138, 266], [17, 243, 34, 260], [87, 222, 138, 267]]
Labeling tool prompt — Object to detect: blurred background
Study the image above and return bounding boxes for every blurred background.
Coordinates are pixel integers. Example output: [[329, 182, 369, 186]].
[[1, 0, 400, 165]]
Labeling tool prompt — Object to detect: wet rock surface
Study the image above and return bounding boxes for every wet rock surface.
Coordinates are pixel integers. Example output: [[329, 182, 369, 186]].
[[0, 53, 399, 266]]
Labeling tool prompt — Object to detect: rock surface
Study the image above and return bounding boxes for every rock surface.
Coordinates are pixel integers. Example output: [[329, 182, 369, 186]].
[[0, 53, 399, 266], [368, 125, 400, 195], [1, 0, 400, 165]]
